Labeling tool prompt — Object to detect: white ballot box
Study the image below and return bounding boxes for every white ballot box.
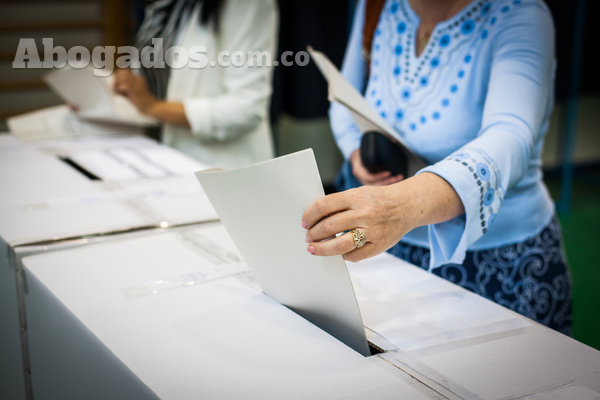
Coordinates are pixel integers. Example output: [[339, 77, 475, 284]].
[[349, 253, 600, 400], [21, 224, 441, 400], [0, 134, 217, 400]]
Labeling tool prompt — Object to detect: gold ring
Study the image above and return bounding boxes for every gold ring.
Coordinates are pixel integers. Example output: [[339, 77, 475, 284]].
[[351, 228, 367, 249]]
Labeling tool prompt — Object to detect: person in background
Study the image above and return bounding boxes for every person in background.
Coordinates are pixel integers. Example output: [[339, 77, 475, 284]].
[[303, 0, 572, 334], [113, 0, 278, 169]]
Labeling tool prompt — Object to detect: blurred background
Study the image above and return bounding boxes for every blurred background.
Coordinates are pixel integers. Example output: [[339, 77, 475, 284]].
[[0, 0, 598, 349]]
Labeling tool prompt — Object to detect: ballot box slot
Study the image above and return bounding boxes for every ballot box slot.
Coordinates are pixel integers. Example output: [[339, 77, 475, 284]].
[[365, 327, 398, 355], [368, 343, 384, 355], [59, 157, 101, 181]]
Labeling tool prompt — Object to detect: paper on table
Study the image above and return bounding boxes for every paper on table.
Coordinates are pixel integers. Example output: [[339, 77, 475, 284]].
[[7, 105, 142, 142], [307, 46, 426, 177], [69, 146, 210, 181], [195, 149, 370, 356], [43, 66, 157, 127]]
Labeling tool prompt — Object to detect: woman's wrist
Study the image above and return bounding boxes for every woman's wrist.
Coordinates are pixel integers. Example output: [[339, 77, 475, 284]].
[[387, 172, 465, 232], [143, 98, 162, 116]]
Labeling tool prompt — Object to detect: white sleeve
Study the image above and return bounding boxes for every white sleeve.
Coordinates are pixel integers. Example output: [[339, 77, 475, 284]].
[[183, 0, 278, 141]]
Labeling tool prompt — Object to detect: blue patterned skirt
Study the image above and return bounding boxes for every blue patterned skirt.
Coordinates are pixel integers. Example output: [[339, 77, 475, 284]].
[[387, 217, 572, 335]]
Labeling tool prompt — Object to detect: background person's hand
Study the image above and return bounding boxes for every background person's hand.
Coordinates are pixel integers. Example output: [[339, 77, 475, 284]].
[[113, 69, 157, 114], [350, 149, 404, 186]]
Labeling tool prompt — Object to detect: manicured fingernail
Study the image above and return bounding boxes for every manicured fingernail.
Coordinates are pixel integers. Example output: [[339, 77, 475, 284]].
[[305, 235, 310, 243], [301, 220, 308, 229], [307, 246, 316, 254]]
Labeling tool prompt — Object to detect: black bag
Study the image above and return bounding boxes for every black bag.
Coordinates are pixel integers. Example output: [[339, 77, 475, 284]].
[[360, 131, 408, 177]]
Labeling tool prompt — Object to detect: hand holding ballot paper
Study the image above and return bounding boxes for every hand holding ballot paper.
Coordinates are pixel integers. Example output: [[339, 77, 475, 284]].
[[196, 150, 371, 356], [43, 65, 158, 127]]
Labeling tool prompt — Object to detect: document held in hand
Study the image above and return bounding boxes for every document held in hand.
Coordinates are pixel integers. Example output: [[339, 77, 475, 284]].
[[43, 65, 157, 127], [195, 149, 370, 356], [307, 46, 426, 176]]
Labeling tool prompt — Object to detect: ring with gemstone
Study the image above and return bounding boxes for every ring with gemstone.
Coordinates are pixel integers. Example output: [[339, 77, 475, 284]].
[[351, 228, 367, 249]]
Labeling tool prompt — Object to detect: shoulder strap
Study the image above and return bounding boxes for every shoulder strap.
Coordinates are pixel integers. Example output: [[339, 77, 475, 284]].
[[361, 0, 387, 63]]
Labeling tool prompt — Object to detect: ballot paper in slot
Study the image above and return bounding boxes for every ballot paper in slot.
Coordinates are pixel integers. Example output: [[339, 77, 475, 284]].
[[43, 65, 157, 126], [7, 105, 143, 142], [195, 149, 371, 357], [307, 46, 426, 177]]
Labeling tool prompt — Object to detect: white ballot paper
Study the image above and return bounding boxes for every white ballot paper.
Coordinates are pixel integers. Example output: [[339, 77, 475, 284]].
[[43, 66, 157, 127], [307, 46, 426, 177], [195, 149, 371, 356], [7, 105, 143, 141]]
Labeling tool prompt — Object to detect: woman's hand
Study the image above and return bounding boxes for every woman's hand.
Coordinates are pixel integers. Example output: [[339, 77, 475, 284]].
[[302, 172, 465, 262], [350, 149, 404, 186], [113, 69, 157, 114]]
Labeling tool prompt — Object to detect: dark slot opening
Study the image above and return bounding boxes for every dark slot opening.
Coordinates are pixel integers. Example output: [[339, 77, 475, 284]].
[[59, 157, 102, 181], [368, 343, 384, 356]]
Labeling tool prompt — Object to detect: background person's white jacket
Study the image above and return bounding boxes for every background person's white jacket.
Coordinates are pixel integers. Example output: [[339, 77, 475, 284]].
[[163, 0, 277, 169]]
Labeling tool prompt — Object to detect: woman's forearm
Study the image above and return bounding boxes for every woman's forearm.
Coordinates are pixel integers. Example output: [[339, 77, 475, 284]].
[[146, 101, 191, 128], [392, 172, 465, 232]]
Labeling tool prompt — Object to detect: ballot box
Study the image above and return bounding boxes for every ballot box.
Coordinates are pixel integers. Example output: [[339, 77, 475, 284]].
[[0, 133, 217, 400], [349, 253, 600, 400], [20, 223, 441, 400]]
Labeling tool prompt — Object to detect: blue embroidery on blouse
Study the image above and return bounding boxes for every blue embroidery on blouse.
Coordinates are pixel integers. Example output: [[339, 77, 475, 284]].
[[446, 146, 505, 235], [439, 35, 451, 47], [484, 189, 495, 206], [461, 20, 475, 35], [363, 0, 521, 140], [477, 163, 490, 181]]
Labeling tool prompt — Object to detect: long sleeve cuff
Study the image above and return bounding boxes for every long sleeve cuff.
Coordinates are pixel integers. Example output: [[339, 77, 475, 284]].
[[419, 148, 505, 270], [183, 97, 213, 138]]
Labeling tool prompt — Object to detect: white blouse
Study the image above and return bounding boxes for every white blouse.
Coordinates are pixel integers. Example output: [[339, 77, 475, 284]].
[[163, 0, 278, 169]]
